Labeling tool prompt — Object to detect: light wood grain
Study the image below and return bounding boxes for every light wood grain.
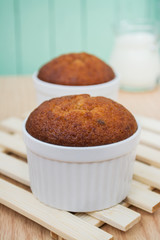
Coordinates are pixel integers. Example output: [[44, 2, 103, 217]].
[[0, 179, 113, 240], [136, 144, 160, 168], [0, 152, 29, 186], [75, 213, 104, 228], [137, 115, 160, 134], [88, 205, 140, 231], [0, 76, 160, 240], [140, 129, 160, 150], [102, 207, 160, 240], [0, 117, 23, 134], [127, 183, 160, 213], [0, 131, 26, 157], [134, 161, 160, 189]]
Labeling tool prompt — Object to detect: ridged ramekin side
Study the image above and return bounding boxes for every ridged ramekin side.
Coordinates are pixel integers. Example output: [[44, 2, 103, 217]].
[[27, 148, 136, 212]]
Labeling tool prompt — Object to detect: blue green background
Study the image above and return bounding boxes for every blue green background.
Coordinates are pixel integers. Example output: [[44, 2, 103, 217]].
[[0, 0, 159, 75]]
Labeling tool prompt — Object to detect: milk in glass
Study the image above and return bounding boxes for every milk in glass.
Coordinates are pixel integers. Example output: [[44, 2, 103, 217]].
[[110, 29, 160, 91]]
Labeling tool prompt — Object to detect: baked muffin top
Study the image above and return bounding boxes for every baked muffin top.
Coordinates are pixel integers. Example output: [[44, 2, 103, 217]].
[[38, 52, 115, 86], [26, 94, 137, 147]]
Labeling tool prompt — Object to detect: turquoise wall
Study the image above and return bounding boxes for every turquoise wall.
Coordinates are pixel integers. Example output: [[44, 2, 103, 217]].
[[0, 0, 159, 75]]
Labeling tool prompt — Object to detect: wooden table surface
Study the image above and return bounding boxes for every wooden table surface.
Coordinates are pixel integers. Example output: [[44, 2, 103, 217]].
[[0, 76, 160, 240]]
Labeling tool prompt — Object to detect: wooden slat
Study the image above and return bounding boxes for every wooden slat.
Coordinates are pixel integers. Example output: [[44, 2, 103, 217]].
[[131, 180, 151, 190], [75, 213, 104, 228], [129, 179, 154, 195], [88, 204, 141, 231], [0, 131, 26, 158], [0, 117, 23, 134], [140, 129, 160, 150], [0, 179, 113, 240], [137, 115, 160, 134], [51, 214, 105, 240], [134, 161, 160, 189], [136, 144, 160, 168], [0, 152, 29, 186], [126, 182, 160, 213]]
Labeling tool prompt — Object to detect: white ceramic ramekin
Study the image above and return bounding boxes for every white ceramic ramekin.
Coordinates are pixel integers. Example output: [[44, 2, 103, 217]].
[[33, 72, 120, 104], [23, 119, 140, 212]]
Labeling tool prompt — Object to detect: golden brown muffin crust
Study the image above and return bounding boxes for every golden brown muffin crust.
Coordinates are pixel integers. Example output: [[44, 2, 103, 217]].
[[26, 95, 137, 147], [38, 52, 115, 86]]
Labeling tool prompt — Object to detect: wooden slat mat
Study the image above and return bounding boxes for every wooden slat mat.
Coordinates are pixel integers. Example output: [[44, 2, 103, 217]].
[[0, 115, 160, 240]]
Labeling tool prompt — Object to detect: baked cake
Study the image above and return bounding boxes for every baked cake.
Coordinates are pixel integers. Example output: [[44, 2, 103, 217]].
[[38, 52, 115, 86], [26, 94, 137, 147]]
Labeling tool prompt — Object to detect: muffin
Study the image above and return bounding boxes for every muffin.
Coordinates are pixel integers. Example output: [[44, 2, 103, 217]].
[[23, 95, 140, 212], [33, 53, 119, 104], [38, 52, 115, 86], [26, 94, 137, 147]]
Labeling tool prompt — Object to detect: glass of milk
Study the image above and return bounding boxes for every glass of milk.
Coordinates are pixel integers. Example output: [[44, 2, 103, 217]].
[[110, 23, 160, 91]]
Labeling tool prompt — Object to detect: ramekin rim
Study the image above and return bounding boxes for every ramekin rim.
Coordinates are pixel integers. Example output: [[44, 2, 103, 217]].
[[32, 71, 120, 90]]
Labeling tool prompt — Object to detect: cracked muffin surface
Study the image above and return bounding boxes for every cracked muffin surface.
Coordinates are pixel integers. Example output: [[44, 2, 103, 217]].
[[38, 52, 115, 86], [26, 94, 137, 147]]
